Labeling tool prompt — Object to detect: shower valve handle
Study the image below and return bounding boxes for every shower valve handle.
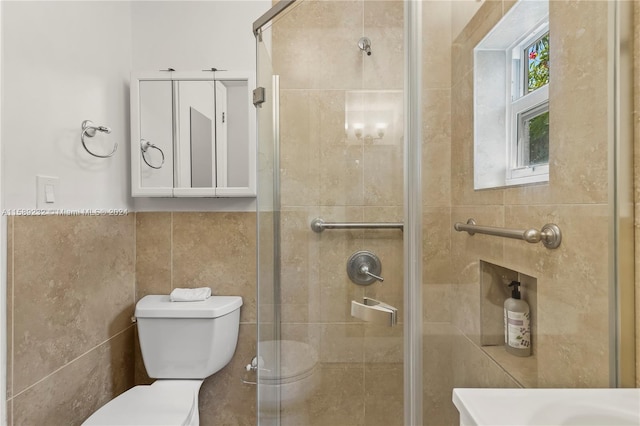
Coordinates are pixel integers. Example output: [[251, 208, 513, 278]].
[[359, 265, 384, 282], [347, 251, 384, 286]]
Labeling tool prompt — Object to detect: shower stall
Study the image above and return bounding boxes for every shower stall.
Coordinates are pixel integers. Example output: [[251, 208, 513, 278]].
[[252, 0, 635, 425], [255, 2, 412, 423]]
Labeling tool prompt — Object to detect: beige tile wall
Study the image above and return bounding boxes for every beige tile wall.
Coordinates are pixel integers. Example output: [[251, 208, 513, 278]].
[[634, 1, 640, 389], [134, 212, 257, 426], [421, 2, 458, 424], [5, 212, 256, 425], [6, 215, 136, 425], [448, 0, 614, 390], [6, 2, 633, 426]]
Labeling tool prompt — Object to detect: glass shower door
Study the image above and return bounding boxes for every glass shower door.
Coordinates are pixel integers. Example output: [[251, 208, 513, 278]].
[[255, 1, 406, 425], [256, 26, 280, 426]]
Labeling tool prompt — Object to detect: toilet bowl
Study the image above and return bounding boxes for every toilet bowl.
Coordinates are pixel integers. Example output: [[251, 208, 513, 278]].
[[83, 295, 243, 425], [83, 380, 202, 426], [258, 340, 319, 422]]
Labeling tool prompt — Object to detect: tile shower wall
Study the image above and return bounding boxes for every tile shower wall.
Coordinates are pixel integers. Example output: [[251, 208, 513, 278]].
[[420, 3, 520, 425], [272, 1, 404, 425], [421, 2, 459, 425], [443, 0, 614, 395], [135, 212, 257, 426], [634, 2, 640, 388], [5, 216, 136, 425]]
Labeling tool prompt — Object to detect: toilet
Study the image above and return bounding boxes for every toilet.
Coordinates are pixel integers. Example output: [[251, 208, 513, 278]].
[[258, 340, 319, 423], [83, 294, 243, 425]]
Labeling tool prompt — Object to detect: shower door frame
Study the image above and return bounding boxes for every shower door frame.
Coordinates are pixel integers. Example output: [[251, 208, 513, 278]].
[[403, 0, 423, 424], [609, 0, 636, 387], [0, 2, 6, 424]]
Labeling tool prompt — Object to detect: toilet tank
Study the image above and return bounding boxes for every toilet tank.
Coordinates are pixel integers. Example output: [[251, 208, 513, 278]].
[[135, 295, 243, 379]]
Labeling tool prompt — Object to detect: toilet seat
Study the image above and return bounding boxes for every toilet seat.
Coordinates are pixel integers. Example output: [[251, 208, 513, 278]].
[[82, 380, 203, 426]]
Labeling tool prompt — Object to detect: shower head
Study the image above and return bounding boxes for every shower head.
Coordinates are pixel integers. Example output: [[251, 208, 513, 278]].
[[358, 37, 372, 56]]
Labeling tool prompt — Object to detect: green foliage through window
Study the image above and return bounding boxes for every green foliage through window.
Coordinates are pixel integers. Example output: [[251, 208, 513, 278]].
[[526, 111, 549, 165], [527, 33, 549, 93], [521, 32, 550, 167]]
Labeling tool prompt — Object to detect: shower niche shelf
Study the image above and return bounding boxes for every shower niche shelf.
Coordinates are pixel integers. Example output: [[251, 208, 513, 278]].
[[479, 261, 538, 388]]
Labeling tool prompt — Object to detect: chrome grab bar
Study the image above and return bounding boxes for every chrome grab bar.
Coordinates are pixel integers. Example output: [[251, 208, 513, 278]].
[[310, 217, 403, 233], [453, 218, 562, 249]]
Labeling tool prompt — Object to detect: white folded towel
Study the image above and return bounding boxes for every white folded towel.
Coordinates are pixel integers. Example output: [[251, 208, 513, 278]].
[[170, 287, 212, 302]]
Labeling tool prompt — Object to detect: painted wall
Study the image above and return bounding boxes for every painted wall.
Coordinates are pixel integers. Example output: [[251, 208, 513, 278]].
[[2, 3, 136, 424], [451, 0, 483, 42], [131, 1, 267, 72], [2, 1, 133, 211], [131, 0, 269, 212], [2, 1, 269, 424], [2, 0, 269, 212]]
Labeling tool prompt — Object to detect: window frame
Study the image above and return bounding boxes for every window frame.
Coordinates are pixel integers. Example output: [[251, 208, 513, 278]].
[[505, 23, 550, 186], [472, 0, 550, 190]]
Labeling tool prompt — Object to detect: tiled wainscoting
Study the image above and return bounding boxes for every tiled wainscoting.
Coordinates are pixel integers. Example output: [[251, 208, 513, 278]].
[[5, 212, 257, 426]]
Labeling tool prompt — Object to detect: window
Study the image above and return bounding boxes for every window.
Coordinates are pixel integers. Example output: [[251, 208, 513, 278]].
[[507, 27, 549, 185], [473, 0, 549, 190]]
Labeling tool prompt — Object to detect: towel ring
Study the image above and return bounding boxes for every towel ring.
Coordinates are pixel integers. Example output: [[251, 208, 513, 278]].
[[81, 120, 118, 158], [140, 139, 165, 169]]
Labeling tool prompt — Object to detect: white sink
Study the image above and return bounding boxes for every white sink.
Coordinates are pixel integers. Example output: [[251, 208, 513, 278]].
[[453, 388, 640, 426]]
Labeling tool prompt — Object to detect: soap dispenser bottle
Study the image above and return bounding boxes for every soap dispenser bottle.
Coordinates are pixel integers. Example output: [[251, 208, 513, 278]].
[[504, 281, 531, 357]]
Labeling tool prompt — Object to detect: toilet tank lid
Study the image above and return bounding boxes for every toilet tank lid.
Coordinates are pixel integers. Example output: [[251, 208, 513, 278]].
[[135, 295, 243, 318]]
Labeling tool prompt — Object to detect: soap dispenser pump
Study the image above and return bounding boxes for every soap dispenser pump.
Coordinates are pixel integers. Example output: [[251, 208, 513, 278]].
[[503, 281, 531, 357]]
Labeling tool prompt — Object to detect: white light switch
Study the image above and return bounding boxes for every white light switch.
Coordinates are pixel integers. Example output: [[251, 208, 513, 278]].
[[44, 184, 55, 203], [36, 176, 59, 209]]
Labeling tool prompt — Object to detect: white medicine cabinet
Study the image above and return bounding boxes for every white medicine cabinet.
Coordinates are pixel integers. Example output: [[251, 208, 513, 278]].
[[130, 71, 256, 197]]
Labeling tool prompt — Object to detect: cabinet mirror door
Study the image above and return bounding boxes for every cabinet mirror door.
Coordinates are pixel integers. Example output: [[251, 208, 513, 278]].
[[213, 79, 253, 197], [173, 80, 217, 197], [137, 79, 174, 196], [131, 72, 256, 198]]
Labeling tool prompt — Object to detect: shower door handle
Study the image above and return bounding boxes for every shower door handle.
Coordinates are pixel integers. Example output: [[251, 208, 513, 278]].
[[351, 297, 398, 326]]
